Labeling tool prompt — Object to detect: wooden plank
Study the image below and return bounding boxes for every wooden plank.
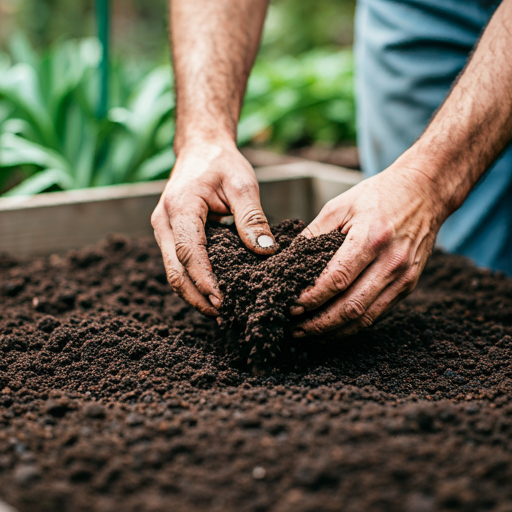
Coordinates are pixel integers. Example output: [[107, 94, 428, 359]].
[[0, 162, 363, 258], [254, 161, 362, 216]]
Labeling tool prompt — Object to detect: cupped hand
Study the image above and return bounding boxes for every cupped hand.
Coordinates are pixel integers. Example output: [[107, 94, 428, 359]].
[[291, 164, 449, 339], [151, 141, 277, 317]]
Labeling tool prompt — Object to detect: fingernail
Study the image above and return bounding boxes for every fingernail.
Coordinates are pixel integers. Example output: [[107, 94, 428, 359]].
[[292, 329, 306, 338], [290, 306, 304, 316], [257, 235, 274, 248], [209, 294, 222, 309]]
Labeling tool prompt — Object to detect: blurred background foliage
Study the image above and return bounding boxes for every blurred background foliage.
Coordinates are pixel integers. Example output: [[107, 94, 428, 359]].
[[0, 0, 356, 195]]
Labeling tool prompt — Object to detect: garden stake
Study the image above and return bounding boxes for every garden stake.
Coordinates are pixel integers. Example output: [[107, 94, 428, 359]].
[[96, 0, 110, 119]]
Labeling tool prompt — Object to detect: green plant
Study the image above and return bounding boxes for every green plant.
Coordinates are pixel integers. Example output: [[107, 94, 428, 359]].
[[0, 34, 176, 196], [240, 48, 355, 149], [0, 35, 355, 197]]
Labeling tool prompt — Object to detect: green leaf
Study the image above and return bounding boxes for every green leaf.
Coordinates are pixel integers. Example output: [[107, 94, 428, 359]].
[[0, 63, 60, 149], [0, 133, 70, 172], [3, 168, 74, 196], [8, 33, 39, 69], [132, 147, 175, 182], [130, 66, 172, 121], [74, 121, 97, 188]]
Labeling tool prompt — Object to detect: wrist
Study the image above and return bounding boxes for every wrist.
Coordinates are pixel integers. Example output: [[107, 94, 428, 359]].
[[395, 141, 471, 218], [174, 129, 237, 157], [174, 110, 238, 156]]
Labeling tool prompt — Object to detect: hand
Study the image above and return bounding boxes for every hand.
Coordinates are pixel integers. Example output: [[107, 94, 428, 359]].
[[291, 164, 449, 339], [151, 140, 277, 317]]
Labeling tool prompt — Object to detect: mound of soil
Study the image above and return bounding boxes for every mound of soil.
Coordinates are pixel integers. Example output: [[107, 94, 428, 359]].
[[206, 220, 345, 369], [0, 222, 512, 512]]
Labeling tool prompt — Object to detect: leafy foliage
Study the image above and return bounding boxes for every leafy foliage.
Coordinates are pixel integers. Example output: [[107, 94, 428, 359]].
[[0, 35, 175, 196], [0, 35, 354, 196], [240, 49, 355, 149]]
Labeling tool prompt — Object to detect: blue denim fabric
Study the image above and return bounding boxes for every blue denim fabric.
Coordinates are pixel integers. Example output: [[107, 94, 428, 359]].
[[354, 0, 512, 274]]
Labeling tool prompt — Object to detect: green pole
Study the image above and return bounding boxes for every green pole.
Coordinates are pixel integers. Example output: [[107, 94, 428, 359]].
[[96, 0, 110, 119]]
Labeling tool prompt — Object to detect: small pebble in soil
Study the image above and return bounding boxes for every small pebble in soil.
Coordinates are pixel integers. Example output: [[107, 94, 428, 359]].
[[252, 466, 266, 480]]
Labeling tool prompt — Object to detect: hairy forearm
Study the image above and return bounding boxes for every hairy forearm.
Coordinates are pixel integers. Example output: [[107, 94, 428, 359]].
[[400, 0, 512, 217], [170, 0, 269, 153]]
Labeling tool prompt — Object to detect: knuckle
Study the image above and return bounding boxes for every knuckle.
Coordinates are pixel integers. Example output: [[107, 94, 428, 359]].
[[239, 206, 268, 228], [369, 222, 394, 251], [150, 208, 163, 230], [300, 290, 322, 311], [162, 192, 178, 212], [166, 267, 186, 291], [174, 238, 195, 267], [342, 298, 366, 321], [403, 270, 419, 292], [390, 250, 410, 272], [231, 179, 258, 198], [164, 195, 195, 221], [359, 312, 375, 329], [329, 262, 352, 292]]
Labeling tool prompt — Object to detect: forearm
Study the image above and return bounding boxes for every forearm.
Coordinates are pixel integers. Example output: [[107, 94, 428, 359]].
[[400, 0, 512, 217], [170, 0, 269, 153]]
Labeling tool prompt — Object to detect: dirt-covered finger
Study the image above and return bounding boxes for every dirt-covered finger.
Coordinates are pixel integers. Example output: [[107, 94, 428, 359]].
[[295, 229, 377, 313], [328, 280, 412, 339], [228, 181, 277, 255], [293, 260, 395, 335], [167, 205, 222, 303], [299, 198, 345, 239], [154, 214, 218, 316]]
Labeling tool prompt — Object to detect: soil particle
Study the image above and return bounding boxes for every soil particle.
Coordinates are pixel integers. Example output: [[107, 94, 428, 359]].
[[0, 225, 512, 511]]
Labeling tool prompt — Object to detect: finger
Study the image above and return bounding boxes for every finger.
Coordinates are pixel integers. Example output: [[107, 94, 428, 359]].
[[227, 180, 278, 255], [300, 198, 345, 240], [167, 200, 222, 305], [292, 259, 395, 336], [327, 287, 410, 339], [294, 273, 413, 341], [153, 215, 218, 317], [295, 228, 378, 313]]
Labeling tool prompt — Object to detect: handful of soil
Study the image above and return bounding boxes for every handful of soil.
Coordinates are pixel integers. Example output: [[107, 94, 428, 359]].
[[206, 219, 345, 369]]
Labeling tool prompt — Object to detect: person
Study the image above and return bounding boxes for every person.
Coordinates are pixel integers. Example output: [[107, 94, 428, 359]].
[[151, 0, 512, 340]]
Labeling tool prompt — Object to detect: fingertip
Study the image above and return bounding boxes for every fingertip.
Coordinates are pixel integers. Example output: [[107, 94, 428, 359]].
[[251, 229, 277, 253], [292, 328, 306, 339], [290, 305, 305, 316], [295, 285, 318, 311], [240, 227, 278, 255], [200, 304, 219, 317], [209, 294, 222, 309]]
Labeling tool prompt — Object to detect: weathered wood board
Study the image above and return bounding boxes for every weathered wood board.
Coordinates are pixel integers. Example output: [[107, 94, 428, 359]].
[[0, 162, 362, 258]]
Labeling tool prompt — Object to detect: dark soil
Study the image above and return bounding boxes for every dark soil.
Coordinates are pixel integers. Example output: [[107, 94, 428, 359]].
[[1, 222, 512, 512], [206, 220, 345, 369]]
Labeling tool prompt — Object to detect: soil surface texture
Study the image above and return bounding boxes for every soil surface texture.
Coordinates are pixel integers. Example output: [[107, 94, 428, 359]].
[[1, 222, 512, 512]]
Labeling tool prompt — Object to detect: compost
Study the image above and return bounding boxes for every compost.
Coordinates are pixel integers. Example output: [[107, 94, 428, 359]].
[[1, 221, 512, 512]]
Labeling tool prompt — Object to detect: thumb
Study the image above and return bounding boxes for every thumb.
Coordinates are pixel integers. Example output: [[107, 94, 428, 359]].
[[229, 182, 278, 255], [302, 198, 345, 239]]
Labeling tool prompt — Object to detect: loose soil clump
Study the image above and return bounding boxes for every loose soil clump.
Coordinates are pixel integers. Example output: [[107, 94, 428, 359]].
[[1, 221, 512, 512], [206, 219, 345, 369]]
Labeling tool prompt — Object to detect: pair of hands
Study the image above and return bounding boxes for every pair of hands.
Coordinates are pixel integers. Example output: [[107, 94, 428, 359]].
[[151, 140, 446, 339]]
